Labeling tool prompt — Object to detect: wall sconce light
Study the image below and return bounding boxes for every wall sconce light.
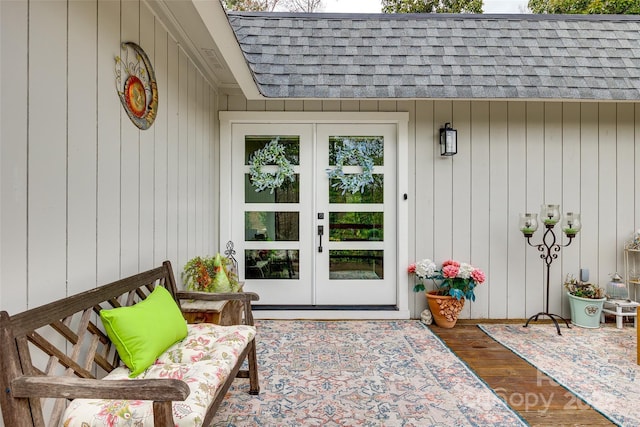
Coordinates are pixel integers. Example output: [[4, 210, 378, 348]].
[[439, 123, 457, 156]]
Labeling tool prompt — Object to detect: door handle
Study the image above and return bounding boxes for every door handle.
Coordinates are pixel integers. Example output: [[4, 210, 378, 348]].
[[318, 225, 324, 253]]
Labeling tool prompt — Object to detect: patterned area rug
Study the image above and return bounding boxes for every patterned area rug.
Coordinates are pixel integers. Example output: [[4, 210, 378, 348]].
[[212, 320, 526, 426], [479, 323, 639, 426]]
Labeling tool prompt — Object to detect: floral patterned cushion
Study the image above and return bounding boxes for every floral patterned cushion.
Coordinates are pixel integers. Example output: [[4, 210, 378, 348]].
[[63, 360, 229, 427], [158, 323, 256, 364], [62, 324, 256, 427]]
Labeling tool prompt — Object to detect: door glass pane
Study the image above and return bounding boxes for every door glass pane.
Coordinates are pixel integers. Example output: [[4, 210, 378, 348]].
[[245, 135, 300, 199], [245, 135, 300, 165], [329, 212, 383, 242], [329, 136, 384, 166], [245, 174, 300, 203], [329, 250, 384, 280], [329, 174, 383, 204], [245, 249, 299, 279], [245, 212, 299, 241]]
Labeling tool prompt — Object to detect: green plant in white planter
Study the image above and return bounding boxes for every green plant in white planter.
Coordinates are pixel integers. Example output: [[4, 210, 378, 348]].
[[564, 274, 606, 328]]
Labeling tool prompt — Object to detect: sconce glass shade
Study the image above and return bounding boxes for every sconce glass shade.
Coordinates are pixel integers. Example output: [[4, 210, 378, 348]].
[[540, 204, 561, 226], [519, 213, 539, 236], [439, 123, 457, 156], [562, 212, 581, 237]]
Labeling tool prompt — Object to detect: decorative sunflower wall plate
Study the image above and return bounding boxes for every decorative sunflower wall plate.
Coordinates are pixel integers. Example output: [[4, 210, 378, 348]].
[[115, 42, 158, 130]]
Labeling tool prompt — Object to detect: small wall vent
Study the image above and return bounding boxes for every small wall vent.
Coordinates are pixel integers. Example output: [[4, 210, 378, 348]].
[[201, 48, 225, 70]]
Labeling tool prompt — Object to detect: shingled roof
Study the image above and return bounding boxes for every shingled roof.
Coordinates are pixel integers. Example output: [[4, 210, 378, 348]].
[[226, 12, 640, 100]]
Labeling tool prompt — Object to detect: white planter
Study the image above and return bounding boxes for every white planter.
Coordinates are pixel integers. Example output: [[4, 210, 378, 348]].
[[567, 292, 605, 328]]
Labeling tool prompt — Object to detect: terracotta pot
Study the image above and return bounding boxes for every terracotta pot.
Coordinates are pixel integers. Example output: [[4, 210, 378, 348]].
[[426, 290, 465, 328]]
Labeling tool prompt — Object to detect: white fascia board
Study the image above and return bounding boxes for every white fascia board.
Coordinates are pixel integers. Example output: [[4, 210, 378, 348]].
[[220, 111, 410, 123], [192, 0, 264, 100]]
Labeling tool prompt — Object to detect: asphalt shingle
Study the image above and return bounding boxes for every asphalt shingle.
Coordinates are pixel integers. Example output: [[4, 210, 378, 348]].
[[227, 12, 640, 100]]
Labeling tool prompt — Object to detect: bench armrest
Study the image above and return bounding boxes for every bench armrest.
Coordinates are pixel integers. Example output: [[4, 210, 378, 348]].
[[176, 291, 260, 303], [11, 375, 190, 401]]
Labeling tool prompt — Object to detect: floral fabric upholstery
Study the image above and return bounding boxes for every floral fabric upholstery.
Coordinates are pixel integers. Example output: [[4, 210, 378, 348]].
[[158, 323, 256, 365], [62, 324, 256, 427]]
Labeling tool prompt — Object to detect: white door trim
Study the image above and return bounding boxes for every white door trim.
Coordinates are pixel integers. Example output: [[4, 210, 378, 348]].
[[219, 111, 410, 319]]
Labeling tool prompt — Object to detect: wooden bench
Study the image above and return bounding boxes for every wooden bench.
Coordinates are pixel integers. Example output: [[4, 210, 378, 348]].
[[0, 260, 259, 427]]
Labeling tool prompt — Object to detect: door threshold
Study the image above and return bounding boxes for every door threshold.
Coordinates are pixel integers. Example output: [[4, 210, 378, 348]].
[[253, 309, 411, 320], [254, 305, 397, 310]]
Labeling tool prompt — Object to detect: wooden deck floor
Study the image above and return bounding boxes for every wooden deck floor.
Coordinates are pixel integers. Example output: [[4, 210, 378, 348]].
[[429, 323, 615, 426]]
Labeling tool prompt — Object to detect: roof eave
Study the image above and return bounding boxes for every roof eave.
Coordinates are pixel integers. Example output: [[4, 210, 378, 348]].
[[251, 95, 636, 103], [192, 0, 266, 100]]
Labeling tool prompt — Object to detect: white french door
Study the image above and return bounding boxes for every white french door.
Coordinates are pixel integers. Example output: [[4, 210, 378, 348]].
[[230, 122, 397, 307], [314, 124, 397, 305]]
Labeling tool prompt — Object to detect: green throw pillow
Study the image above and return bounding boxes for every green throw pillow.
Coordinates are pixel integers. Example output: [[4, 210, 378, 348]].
[[100, 285, 187, 377]]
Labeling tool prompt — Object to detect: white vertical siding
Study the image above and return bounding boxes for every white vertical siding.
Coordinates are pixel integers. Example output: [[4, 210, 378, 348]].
[[68, 0, 98, 295], [120, 0, 140, 278], [154, 27, 169, 266], [433, 101, 454, 262], [177, 49, 189, 275], [451, 101, 472, 318], [506, 102, 527, 318], [469, 102, 491, 319], [2, 0, 639, 332], [580, 104, 600, 289], [488, 102, 509, 318], [166, 39, 180, 267], [561, 103, 581, 311], [599, 105, 618, 294], [544, 103, 564, 315], [96, 0, 122, 287], [139, 6, 156, 273], [1, 0, 29, 313], [28, 0, 68, 307], [222, 96, 640, 320], [414, 101, 434, 315], [524, 103, 545, 317], [0, 0, 218, 322], [617, 104, 636, 272], [210, 89, 220, 256]]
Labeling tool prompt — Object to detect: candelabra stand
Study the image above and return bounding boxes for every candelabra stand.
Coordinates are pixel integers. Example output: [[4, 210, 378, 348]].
[[523, 223, 575, 335]]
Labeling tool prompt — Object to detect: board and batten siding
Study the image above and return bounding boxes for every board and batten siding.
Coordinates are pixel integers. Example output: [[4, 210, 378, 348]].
[[220, 95, 640, 320], [0, 0, 219, 322]]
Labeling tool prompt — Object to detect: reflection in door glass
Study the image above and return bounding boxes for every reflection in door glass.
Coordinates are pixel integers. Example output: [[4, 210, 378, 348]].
[[329, 250, 383, 280], [329, 136, 384, 166], [329, 174, 383, 204], [245, 212, 299, 241], [245, 174, 300, 203], [245, 135, 300, 202], [245, 136, 300, 165], [245, 249, 299, 280], [329, 212, 383, 242]]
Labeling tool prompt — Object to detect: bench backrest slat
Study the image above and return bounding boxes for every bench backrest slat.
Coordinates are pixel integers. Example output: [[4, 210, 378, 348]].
[[9, 266, 168, 337], [0, 261, 180, 427]]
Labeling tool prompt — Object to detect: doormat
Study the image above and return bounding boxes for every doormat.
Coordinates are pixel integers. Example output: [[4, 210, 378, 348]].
[[212, 320, 526, 426], [479, 323, 639, 427]]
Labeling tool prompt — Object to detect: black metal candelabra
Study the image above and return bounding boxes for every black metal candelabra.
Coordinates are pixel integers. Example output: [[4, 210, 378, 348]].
[[523, 223, 576, 335]]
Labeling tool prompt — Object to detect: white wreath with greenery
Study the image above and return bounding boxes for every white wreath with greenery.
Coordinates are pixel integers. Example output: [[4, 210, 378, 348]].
[[249, 138, 295, 193], [326, 139, 382, 194]]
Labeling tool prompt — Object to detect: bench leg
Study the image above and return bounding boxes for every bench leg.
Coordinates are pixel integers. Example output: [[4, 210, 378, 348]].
[[247, 340, 260, 395], [152, 401, 174, 427]]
